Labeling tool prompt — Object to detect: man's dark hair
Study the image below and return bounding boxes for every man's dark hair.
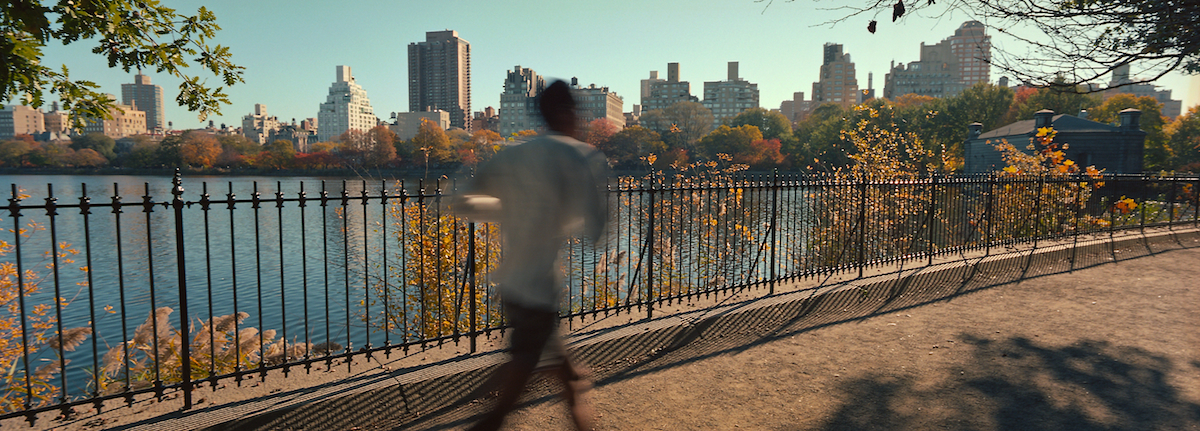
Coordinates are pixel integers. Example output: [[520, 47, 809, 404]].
[[539, 80, 577, 134]]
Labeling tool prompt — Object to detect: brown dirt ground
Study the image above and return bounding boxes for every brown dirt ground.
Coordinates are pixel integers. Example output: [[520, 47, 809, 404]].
[[372, 240, 1200, 431]]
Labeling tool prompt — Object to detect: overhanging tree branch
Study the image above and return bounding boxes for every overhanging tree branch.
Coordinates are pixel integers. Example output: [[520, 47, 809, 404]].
[[1, 0, 245, 129]]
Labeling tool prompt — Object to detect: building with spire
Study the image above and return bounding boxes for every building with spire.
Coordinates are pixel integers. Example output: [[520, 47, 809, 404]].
[[121, 73, 165, 133], [408, 30, 472, 131], [316, 65, 378, 143], [703, 62, 759, 127]]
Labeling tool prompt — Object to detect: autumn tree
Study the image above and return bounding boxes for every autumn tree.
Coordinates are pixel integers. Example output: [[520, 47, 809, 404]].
[[2, 1, 244, 128], [1163, 106, 1200, 172], [116, 138, 159, 168], [364, 126, 398, 168], [728, 108, 799, 159], [509, 129, 538, 140], [179, 132, 221, 168], [1007, 78, 1101, 121], [256, 140, 296, 169], [69, 133, 116, 160], [65, 148, 107, 167], [0, 136, 36, 166], [728, 108, 791, 141], [584, 118, 621, 149], [405, 118, 455, 168], [906, 83, 1015, 168], [738, 138, 788, 170], [215, 135, 260, 167], [696, 125, 763, 161], [794, 103, 851, 171], [600, 126, 668, 170], [459, 129, 504, 167], [639, 102, 715, 151]]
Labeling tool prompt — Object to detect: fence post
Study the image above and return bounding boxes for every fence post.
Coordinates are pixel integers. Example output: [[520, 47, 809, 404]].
[[1168, 177, 1177, 229], [646, 177, 656, 320], [985, 174, 995, 255], [467, 222, 477, 353], [1140, 175, 1148, 233], [1193, 177, 1199, 227], [1033, 175, 1044, 248], [857, 176, 867, 278], [927, 176, 938, 266], [170, 169, 192, 410], [769, 169, 778, 294]]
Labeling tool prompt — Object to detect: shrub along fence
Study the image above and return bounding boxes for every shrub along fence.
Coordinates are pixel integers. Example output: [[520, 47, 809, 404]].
[[0, 170, 1197, 423]]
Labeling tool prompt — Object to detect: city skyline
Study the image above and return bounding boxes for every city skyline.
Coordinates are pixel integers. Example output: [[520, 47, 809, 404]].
[[13, 0, 1200, 132]]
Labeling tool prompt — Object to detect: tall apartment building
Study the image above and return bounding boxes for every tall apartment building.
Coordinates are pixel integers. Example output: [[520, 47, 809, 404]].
[[641, 63, 699, 112], [408, 30, 471, 131], [884, 21, 991, 99], [316, 65, 378, 143], [811, 44, 859, 110], [498, 65, 546, 136], [883, 38, 966, 99], [0, 105, 45, 140], [571, 80, 625, 128], [1105, 64, 1184, 118], [950, 21, 991, 85], [122, 73, 165, 132], [242, 104, 281, 144], [641, 71, 665, 101], [80, 95, 146, 139], [703, 62, 759, 127]]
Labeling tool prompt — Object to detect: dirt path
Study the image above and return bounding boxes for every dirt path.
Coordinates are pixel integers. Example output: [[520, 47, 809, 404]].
[[389, 242, 1200, 430]]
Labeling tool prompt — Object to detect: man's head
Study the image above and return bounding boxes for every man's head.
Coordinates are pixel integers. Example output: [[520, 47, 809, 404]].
[[539, 80, 577, 136]]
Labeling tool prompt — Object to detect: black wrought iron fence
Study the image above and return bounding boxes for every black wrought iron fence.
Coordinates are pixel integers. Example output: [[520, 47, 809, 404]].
[[0, 170, 1197, 423]]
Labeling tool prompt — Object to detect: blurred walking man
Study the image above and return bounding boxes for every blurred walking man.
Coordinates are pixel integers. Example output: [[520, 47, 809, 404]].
[[458, 80, 608, 431]]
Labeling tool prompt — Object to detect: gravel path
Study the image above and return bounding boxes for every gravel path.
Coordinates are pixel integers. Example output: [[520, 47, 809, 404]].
[[394, 239, 1200, 430]]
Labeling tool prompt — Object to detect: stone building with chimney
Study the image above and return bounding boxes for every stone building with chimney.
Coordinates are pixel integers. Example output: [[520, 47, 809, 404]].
[[963, 109, 1146, 174]]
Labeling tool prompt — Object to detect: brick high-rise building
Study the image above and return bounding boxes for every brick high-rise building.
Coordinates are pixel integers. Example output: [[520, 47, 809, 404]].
[[949, 21, 991, 86], [811, 43, 859, 110], [408, 30, 471, 131], [121, 73, 165, 133]]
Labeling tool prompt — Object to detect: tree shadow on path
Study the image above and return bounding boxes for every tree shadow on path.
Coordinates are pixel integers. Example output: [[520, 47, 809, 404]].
[[817, 335, 1200, 431]]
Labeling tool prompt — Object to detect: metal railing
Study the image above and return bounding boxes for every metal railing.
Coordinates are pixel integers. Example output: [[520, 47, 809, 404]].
[[0, 170, 1197, 423]]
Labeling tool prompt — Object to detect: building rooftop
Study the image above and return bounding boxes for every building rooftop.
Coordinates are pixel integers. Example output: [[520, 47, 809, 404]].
[[978, 114, 1120, 139]]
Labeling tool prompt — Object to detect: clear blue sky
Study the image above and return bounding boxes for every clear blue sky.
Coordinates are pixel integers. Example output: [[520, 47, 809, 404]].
[[27, 0, 1200, 131]]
